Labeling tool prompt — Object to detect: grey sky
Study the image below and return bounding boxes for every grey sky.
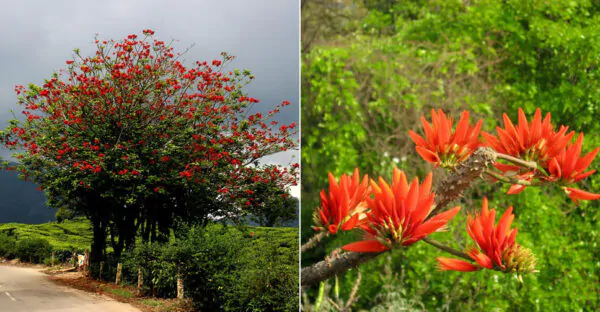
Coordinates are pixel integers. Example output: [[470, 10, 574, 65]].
[[0, 0, 299, 196]]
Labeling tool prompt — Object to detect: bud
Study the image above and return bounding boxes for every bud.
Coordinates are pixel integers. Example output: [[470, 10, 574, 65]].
[[502, 244, 536, 275]]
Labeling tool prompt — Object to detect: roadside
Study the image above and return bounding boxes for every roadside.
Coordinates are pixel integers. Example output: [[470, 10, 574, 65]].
[[1, 260, 193, 312]]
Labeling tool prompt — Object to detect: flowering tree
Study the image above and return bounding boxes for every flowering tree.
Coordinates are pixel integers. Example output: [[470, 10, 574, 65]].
[[2, 30, 298, 261], [302, 108, 598, 287]]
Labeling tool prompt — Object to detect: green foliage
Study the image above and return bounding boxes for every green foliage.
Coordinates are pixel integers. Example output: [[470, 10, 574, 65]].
[[0, 233, 16, 258], [15, 237, 52, 264], [121, 224, 298, 311], [302, 0, 600, 310], [0, 217, 91, 252]]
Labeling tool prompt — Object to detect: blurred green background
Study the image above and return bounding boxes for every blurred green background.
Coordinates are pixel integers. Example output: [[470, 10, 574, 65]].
[[301, 0, 600, 311]]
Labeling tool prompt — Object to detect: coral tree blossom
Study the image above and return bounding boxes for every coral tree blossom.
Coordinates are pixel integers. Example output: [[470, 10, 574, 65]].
[[483, 108, 599, 202], [313, 168, 370, 234], [437, 198, 536, 275], [482, 108, 573, 194], [409, 109, 482, 169], [342, 168, 461, 253], [483, 108, 573, 165], [547, 133, 600, 203]]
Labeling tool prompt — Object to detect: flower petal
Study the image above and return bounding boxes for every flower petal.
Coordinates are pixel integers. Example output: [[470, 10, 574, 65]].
[[437, 257, 480, 272], [342, 240, 389, 253], [564, 187, 600, 203]]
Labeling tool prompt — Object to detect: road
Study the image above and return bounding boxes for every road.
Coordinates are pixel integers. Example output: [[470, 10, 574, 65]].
[[0, 265, 140, 312]]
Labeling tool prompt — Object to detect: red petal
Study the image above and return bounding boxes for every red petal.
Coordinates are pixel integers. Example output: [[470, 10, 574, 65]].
[[564, 187, 600, 203], [548, 157, 562, 178], [342, 240, 389, 253], [453, 111, 470, 144], [408, 130, 429, 148], [436, 257, 480, 272], [411, 206, 461, 241], [416, 146, 440, 164], [468, 249, 494, 269], [341, 214, 359, 231], [574, 170, 595, 182], [507, 184, 526, 194]]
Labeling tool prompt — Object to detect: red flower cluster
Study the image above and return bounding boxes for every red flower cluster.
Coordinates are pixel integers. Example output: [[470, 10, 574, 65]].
[[409, 109, 482, 169], [409, 108, 599, 204], [342, 169, 460, 252], [312, 168, 461, 252], [482, 108, 599, 203], [437, 198, 536, 275], [312, 168, 370, 234]]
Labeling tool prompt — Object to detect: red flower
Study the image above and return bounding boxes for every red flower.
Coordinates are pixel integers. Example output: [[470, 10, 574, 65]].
[[409, 109, 482, 168], [342, 169, 460, 253], [483, 108, 576, 194], [483, 108, 574, 167], [437, 197, 536, 274], [547, 133, 600, 203], [313, 168, 370, 235]]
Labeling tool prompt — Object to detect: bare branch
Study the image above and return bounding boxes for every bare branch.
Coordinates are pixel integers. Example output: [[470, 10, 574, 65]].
[[302, 231, 329, 252]]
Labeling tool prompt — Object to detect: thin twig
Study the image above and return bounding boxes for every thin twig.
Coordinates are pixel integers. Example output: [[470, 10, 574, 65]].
[[494, 152, 538, 170], [422, 237, 472, 261], [484, 169, 541, 186], [301, 231, 328, 252]]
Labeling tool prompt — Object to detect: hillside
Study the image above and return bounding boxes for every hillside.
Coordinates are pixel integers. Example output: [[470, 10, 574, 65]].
[[0, 218, 91, 251]]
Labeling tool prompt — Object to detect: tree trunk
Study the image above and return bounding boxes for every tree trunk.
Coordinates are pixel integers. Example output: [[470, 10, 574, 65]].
[[90, 214, 107, 264]]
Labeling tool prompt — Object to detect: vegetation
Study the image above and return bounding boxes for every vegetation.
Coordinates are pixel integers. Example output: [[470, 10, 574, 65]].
[[0, 218, 91, 251], [0, 219, 298, 311], [302, 0, 600, 311]]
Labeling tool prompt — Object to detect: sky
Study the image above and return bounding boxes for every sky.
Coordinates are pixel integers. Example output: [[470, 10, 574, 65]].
[[0, 0, 300, 197]]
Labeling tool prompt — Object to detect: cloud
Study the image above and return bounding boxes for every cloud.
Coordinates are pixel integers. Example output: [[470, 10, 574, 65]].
[[0, 0, 299, 164]]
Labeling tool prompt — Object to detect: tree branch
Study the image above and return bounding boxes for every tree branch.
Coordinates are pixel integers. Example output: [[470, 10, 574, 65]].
[[301, 147, 497, 287], [494, 152, 538, 170], [422, 237, 472, 261], [301, 231, 328, 252]]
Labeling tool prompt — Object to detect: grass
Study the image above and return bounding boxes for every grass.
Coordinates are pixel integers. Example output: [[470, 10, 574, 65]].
[[101, 285, 134, 298]]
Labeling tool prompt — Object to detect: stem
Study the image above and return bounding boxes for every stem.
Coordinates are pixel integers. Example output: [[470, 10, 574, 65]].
[[484, 169, 544, 187], [422, 237, 472, 261], [428, 147, 497, 217], [494, 152, 538, 170], [485, 169, 527, 185], [301, 251, 382, 287], [301, 231, 328, 253]]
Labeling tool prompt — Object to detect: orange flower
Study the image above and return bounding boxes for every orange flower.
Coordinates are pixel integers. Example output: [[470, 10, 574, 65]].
[[483, 108, 577, 195], [437, 198, 536, 274], [482, 108, 574, 165], [342, 168, 461, 253], [547, 133, 600, 203], [409, 109, 482, 168], [313, 168, 370, 234]]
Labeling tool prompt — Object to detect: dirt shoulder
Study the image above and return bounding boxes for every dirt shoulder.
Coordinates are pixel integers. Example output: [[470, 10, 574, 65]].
[[45, 269, 193, 312]]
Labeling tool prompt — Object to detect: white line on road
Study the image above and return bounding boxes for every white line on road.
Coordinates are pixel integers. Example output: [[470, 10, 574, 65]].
[[5, 292, 16, 301]]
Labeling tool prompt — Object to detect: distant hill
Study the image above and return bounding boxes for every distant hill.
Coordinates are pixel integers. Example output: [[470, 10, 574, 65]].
[[0, 164, 55, 224]]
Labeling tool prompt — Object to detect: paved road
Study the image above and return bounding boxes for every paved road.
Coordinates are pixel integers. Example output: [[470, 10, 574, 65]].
[[0, 265, 140, 312]]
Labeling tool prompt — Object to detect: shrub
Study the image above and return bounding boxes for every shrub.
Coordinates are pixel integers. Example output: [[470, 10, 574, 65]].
[[120, 223, 298, 311], [0, 233, 16, 259], [15, 238, 52, 264]]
